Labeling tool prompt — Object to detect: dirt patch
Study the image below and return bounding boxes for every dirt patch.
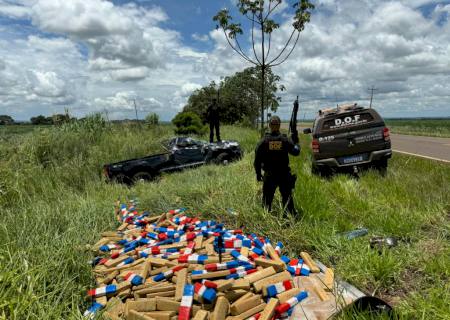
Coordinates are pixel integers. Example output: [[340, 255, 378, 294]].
[[366, 266, 425, 307], [417, 239, 446, 257]]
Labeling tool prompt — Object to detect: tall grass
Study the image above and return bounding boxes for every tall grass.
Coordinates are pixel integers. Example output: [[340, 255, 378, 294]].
[[0, 119, 449, 319]]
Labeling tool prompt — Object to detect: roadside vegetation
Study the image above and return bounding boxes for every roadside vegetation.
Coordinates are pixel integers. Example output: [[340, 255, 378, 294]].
[[0, 118, 449, 319], [0, 124, 42, 137], [386, 119, 450, 137]]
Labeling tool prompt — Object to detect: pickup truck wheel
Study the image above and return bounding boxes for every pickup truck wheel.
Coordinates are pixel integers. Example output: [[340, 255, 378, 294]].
[[214, 152, 230, 165], [374, 159, 388, 176], [132, 171, 153, 183], [312, 164, 332, 178]]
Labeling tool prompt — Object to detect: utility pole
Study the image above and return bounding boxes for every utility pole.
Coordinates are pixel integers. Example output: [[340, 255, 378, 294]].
[[103, 108, 109, 122], [132, 99, 139, 122], [368, 87, 378, 109], [334, 90, 338, 108]]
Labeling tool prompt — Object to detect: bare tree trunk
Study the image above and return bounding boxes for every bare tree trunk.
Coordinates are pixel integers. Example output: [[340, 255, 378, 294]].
[[260, 10, 265, 136], [260, 65, 265, 135]]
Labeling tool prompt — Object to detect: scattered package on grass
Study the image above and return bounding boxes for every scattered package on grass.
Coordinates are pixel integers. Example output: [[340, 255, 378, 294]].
[[84, 201, 363, 320]]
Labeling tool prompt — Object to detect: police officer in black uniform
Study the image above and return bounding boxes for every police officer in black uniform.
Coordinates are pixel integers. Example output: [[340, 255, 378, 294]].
[[254, 115, 300, 215], [206, 98, 221, 143]]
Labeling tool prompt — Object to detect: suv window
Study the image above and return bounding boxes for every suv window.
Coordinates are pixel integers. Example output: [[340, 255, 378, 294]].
[[322, 112, 374, 131], [312, 119, 319, 132]]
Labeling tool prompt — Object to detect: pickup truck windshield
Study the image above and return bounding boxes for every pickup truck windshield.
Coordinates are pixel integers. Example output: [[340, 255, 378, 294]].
[[322, 112, 374, 131]]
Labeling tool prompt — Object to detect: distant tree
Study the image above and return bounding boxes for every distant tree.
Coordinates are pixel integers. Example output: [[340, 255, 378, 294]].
[[30, 112, 75, 125], [52, 113, 71, 126], [183, 66, 284, 126], [172, 112, 206, 135], [30, 115, 52, 125], [213, 0, 314, 134], [183, 83, 217, 123], [0, 115, 14, 125], [145, 112, 160, 126]]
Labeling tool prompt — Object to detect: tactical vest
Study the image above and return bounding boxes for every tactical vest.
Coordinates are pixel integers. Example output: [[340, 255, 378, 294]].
[[261, 133, 290, 173]]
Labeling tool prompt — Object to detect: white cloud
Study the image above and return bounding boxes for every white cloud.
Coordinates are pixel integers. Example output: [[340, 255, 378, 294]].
[[175, 48, 208, 59], [180, 83, 203, 97], [31, 0, 133, 37], [93, 91, 138, 110], [398, 0, 450, 8], [30, 0, 164, 74], [364, 2, 432, 39], [110, 67, 150, 82], [0, 1, 32, 19], [89, 91, 164, 118], [27, 70, 67, 98], [192, 33, 209, 42], [0, 34, 84, 112]]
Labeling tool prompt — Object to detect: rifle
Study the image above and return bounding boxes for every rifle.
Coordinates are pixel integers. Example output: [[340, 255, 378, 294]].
[[289, 96, 299, 144]]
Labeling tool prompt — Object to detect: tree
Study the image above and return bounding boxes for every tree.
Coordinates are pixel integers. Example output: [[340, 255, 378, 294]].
[[145, 112, 160, 126], [213, 0, 314, 134], [172, 112, 206, 135], [52, 113, 71, 125], [30, 115, 52, 125], [0, 115, 14, 125], [183, 66, 284, 125]]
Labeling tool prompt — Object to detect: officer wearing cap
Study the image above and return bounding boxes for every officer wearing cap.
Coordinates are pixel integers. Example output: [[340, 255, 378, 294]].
[[254, 115, 300, 215]]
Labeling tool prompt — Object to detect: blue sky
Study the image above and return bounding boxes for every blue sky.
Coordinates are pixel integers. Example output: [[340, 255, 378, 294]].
[[0, 0, 450, 121]]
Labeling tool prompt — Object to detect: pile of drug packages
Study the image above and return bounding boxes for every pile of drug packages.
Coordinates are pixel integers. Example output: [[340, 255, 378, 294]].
[[85, 202, 337, 320]]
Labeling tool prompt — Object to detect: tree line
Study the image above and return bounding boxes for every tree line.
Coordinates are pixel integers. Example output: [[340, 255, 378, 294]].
[[0, 113, 73, 125], [0, 112, 160, 126], [176, 66, 284, 128]]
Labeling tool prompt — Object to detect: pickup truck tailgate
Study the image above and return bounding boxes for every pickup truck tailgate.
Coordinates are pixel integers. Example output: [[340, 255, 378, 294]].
[[316, 126, 388, 160]]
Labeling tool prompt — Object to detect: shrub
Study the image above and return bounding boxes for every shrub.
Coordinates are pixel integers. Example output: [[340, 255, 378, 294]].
[[145, 113, 160, 126], [60, 113, 110, 142], [172, 112, 206, 135]]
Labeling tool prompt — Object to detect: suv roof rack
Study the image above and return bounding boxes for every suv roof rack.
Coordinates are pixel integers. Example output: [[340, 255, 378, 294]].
[[318, 103, 365, 117]]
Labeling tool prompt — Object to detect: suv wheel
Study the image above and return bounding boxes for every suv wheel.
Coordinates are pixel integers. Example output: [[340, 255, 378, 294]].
[[312, 164, 332, 178], [214, 152, 230, 165]]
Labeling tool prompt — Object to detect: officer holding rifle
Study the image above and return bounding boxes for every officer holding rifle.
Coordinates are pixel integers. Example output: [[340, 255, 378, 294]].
[[254, 98, 301, 216]]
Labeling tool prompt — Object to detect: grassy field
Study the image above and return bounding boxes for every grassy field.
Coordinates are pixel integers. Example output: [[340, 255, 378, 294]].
[[0, 118, 449, 319], [0, 124, 44, 138], [382, 119, 449, 138]]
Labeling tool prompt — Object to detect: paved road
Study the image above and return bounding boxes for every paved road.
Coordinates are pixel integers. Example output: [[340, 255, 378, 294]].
[[390, 134, 450, 163]]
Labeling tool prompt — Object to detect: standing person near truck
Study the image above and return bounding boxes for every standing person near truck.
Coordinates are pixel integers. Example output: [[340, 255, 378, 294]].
[[206, 98, 221, 143], [254, 115, 300, 216]]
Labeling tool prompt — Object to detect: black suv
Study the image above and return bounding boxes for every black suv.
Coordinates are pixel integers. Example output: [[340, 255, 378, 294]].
[[304, 104, 392, 176]]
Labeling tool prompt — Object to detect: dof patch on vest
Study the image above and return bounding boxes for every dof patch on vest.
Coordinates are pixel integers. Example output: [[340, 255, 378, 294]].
[[269, 141, 283, 150]]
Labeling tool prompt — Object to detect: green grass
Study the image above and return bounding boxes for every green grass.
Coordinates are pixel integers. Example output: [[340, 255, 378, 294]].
[[386, 119, 450, 137], [0, 120, 449, 319], [0, 124, 44, 137]]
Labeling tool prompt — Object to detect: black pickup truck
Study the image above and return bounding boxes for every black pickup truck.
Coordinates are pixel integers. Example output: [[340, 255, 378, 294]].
[[103, 137, 243, 184]]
